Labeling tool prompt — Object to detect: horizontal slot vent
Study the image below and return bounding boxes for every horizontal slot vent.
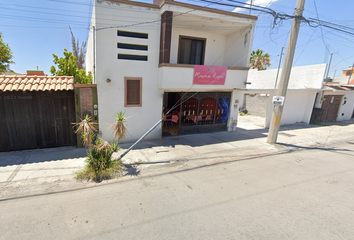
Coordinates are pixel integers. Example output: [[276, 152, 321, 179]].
[[118, 30, 148, 39], [118, 43, 148, 51], [118, 54, 148, 61]]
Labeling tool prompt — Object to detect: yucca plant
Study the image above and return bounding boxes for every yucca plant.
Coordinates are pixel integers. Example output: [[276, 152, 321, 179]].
[[74, 114, 125, 182], [111, 111, 129, 143], [83, 138, 120, 181], [73, 115, 97, 148]]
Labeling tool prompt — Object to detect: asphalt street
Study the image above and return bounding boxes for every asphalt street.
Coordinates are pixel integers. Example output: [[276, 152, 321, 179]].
[[1, 141, 354, 240]]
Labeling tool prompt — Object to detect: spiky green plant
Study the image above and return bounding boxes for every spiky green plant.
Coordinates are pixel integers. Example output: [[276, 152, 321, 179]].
[[73, 115, 97, 147], [74, 115, 125, 182], [111, 111, 129, 143]]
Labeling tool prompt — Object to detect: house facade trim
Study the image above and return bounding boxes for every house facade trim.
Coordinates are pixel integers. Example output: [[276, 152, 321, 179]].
[[103, 0, 258, 21]]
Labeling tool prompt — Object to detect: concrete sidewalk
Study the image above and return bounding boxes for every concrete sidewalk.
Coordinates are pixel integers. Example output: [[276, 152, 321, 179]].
[[1, 120, 354, 187]]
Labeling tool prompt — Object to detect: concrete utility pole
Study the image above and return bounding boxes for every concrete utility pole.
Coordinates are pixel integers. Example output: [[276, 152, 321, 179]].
[[274, 46, 285, 89], [267, 0, 306, 144], [325, 52, 333, 80], [249, 0, 253, 15]]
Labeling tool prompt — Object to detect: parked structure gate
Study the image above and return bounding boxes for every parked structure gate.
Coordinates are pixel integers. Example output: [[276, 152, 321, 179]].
[[320, 95, 342, 122], [0, 91, 76, 152], [163, 92, 231, 135]]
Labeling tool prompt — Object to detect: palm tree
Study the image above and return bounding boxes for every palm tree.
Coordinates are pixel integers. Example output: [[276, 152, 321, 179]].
[[250, 49, 271, 70]]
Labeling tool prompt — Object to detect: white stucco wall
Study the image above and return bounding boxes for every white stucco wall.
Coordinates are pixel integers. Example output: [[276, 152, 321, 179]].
[[94, 1, 162, 143], [247, 64, 327, 90], [159, 67, 248, 91], [329, 92, 354, 121], [228, 90, 244, 131], [264, 90, 317, 127], [224, 26, 254, 68]]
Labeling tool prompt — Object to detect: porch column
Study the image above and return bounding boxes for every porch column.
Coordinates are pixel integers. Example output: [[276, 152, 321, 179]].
[[159, 11, 173, 64], [227, 90, 243, 131]]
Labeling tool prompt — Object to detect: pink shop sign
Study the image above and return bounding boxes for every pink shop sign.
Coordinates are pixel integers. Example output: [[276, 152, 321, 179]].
[[193, 65, 227, 85]]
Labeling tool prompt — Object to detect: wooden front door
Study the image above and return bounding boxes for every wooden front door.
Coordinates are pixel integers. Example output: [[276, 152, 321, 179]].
[[320, 95, 342, 122], [0, 91, 76, 152]]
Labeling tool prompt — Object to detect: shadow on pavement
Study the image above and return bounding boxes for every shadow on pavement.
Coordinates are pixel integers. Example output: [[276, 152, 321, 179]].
[[276, 143, 354, 156], [4, 141, 354, 202], [0, 147, 86, 167], [120, 120, 354, 151]]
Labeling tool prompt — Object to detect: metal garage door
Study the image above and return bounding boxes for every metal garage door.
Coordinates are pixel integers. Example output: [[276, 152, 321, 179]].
[[0, 91, 76, 152]]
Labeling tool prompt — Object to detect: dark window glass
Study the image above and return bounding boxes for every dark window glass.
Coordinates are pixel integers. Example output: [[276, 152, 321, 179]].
[[118, 43, 148, 51], [118, 30, 148, 39], [178, 38, 205, 65], [118, 54, 148, 61]]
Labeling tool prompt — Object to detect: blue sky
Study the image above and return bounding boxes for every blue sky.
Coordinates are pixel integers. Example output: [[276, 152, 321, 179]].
[[1, 0, 354, 78]]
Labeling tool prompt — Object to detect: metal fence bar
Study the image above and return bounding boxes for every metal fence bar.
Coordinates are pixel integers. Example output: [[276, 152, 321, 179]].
[[119, 119, 162, 159]]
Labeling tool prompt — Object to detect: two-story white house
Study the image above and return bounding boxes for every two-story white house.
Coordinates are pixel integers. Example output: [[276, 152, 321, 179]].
[[86, 0, 257, 142]]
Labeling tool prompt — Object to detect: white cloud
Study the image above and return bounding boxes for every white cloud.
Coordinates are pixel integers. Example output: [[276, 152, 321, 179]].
[[233, 0, 281, 13]]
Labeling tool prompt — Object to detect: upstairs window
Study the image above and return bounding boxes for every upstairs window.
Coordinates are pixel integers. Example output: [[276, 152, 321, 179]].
[[178, 36, 205, 65], [125, 78, 142, 107], [118, 30, 148, 39]]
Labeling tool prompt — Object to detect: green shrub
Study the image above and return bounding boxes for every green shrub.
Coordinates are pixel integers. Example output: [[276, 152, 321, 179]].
[[74, 112, 129, 182], [76, 139, 122, 181], [76, 159, 123, 181]]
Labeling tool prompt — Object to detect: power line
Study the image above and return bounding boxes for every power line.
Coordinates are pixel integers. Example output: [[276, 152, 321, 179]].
[[312, 0, 330, 54], [0, 24, 88, 29]]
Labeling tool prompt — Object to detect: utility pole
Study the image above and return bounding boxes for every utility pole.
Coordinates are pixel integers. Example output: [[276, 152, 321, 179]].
[[249, 0, 253, 15], [332, 70, 337, 80], [325, 52, 333, 80], [267, 0, 306, 144], [274, 46, 285, 89]]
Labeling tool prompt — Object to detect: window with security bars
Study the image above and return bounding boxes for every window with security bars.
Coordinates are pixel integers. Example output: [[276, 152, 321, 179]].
[[125, 78, 142, 107]]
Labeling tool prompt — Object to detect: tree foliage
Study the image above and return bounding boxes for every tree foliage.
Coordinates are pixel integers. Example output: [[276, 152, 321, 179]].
[[0, 33, 14, 74], [250, 49, 271, 71], [69, 26, 86, 70], [50, 48, 92, 84]]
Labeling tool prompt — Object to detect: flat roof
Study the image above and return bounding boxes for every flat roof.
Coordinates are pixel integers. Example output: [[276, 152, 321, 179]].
[[103, 0, 258, 20]]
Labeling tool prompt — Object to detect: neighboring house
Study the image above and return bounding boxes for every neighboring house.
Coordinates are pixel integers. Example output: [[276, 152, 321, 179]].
[[315, 84, 354, 122], [312, 67, 354, 122], [0, 75, 77, 152], [329, 67, 354, 85], [242, 64, 326, 127], [26, 70, 47, 76], [86, 0, 257, 142], [342, 67, 354, 78]]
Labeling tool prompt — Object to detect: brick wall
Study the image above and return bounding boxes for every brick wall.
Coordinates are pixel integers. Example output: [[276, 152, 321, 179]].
[[80, 88, 93, 118]]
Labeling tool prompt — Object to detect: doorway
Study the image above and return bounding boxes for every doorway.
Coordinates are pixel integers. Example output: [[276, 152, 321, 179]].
[[162, 92, 231, 136], [320, 95, 342, 122]]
